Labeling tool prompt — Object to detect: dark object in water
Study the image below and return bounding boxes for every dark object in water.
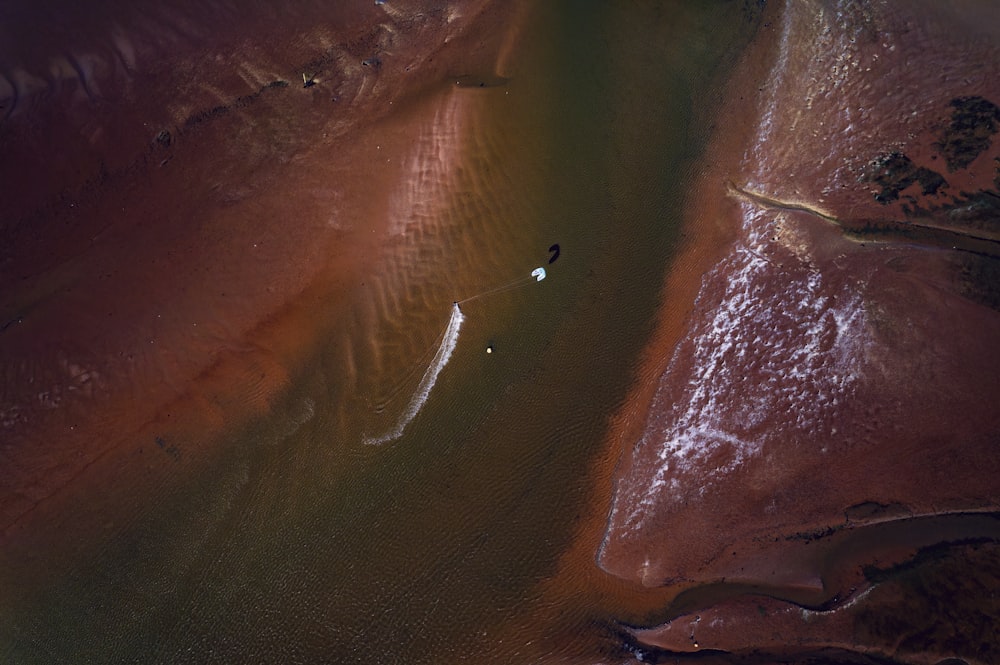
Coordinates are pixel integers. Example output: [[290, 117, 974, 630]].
[[453, 74, 511, 88], [548, 243, 560, 263]]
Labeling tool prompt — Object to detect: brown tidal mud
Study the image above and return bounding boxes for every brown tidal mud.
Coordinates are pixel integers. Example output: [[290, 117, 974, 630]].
[[592, 0, 1000, 663]]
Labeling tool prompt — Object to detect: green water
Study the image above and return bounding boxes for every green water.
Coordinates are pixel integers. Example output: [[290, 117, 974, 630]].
[[2, 2, 761, 662]]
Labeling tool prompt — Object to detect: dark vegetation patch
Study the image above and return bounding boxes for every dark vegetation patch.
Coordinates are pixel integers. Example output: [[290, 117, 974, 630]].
[[862, 152, 947, 204], [935, 96, 1000, 172]]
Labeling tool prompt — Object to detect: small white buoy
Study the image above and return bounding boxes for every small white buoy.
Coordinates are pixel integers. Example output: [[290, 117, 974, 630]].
[[486, 345, 493, 354]]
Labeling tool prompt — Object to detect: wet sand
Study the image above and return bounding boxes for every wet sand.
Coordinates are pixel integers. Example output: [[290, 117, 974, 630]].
[[0, 0, 522, 536], [594, 1, 1000, 663]]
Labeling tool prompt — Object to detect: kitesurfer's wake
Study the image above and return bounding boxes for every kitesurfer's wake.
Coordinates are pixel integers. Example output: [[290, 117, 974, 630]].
[[363, 302, 465, 445], [364, 265, 548, 445]]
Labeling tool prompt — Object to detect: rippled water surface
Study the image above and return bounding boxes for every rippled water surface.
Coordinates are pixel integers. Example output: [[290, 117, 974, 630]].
[[1, 1, 759, 662]]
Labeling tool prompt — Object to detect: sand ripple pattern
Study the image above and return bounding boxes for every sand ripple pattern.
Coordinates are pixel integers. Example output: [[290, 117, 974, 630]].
[[339, 86, 548, 444]]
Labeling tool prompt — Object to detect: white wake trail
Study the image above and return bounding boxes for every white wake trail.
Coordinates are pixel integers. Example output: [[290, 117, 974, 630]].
[[364, 302, 465, 445]]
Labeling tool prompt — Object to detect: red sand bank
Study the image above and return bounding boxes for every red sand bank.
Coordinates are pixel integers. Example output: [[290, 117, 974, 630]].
[[594, 1, 1000, 662]]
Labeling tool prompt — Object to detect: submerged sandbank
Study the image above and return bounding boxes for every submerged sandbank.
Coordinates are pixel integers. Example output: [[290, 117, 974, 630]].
[[0, 0, 525, 538]]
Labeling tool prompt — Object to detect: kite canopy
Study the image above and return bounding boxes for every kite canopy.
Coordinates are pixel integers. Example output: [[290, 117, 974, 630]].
[[531, 267, 546, 281]]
